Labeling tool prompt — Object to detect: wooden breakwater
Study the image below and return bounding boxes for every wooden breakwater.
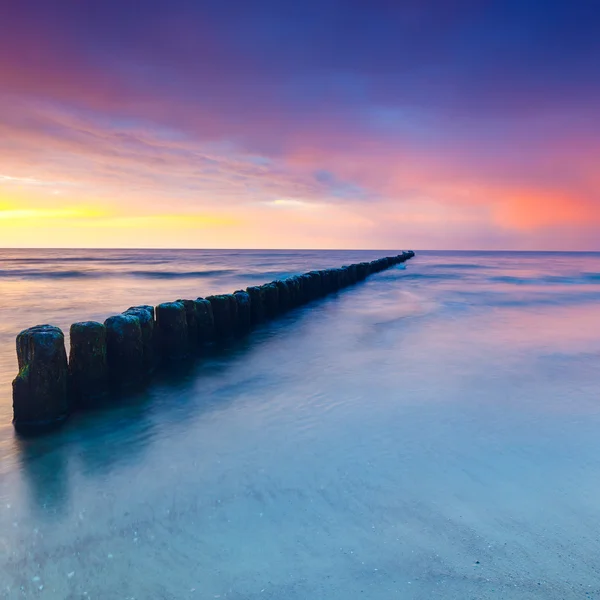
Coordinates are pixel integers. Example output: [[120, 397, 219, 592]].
[[12, 251, 415, 434]]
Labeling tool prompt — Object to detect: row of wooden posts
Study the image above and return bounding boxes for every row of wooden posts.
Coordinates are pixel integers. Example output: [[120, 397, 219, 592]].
[[12, 252, 415, 434]]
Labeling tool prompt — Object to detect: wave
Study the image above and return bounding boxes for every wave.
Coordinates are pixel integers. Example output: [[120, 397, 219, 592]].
[[425, 263, 491, 270], [398, 273, 464, 281], [244, 270, 297, 280], [0, 269, 235, 280], [394, 270, 600, 287], [131, 270, 234, 279], [2, 257, 149, 264], [490, 273, 600, 286], [0, 269, 90, 279], [447, 289, 600, 309]]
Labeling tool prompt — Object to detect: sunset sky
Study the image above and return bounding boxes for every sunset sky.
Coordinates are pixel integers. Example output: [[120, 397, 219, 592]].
[[1, 0, 599, 249]]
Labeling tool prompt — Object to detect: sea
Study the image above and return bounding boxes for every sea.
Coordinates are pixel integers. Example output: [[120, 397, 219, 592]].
[[0, 249, 599, 599]]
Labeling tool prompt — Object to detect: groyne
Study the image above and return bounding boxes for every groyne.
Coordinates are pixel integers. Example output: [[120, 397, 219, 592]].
[[12, 251, 415, 434]]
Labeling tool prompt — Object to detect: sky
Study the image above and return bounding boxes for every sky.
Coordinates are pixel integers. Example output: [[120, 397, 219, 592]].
[[1, 0, 599, 249]]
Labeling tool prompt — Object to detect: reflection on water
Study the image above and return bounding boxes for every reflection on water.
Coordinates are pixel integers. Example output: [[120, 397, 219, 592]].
[[1, 251, 600, 598], [17, 439, 70, 520]]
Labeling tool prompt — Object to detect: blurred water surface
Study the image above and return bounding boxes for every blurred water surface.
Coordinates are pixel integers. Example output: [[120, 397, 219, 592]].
[[1, 249, 600, 599]]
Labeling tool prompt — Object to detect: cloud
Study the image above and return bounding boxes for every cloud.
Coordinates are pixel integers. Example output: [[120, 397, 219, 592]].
[[0, 0, 599, 248]]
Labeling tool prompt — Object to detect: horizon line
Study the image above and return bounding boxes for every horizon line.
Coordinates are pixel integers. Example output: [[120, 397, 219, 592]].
[[2, 247, 600, 253]]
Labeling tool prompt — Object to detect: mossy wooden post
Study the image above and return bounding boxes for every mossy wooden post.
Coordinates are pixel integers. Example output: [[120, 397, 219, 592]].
[[233, 291, 252, 333], [275, 280, 291, 312], [195, 298, 215, 345], [327, 268, 338, 292], [340, 267, 349, 287], [261, 283, 279, 318], [346, 264, 357, 285], [125, 306, 155, 372], [287, 276, 301, 307], [177, 299, 201, 353], [299, 274, 311, 303], [318, 270, 329, 295], [105, 313, 144, 389], [290, 275, 300, 303], [246, 286, 265, 324], [156, 301, 188, 361], [333, 268, 342, 289], [228, 294, 239, 332], [330, 269, 341, 292], [207, 295, 236, 339], [12, 325, 69, 433], [307, 271, 323, 298], [355, 262, 367, 280], [69, 321, 109, 408]]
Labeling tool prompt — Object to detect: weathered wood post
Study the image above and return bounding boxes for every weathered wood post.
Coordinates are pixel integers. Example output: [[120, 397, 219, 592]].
[[261, 283, 279, 318], [275, 280, 291, 312], [233, 291, 252, 333], [178, 299, 201, 353], [287, 276, 301, 306], [13, 325, 69, 433], [105, 313, 144, 390], [246, 286, 265, 324], [69, 321, 109, 408], [307, 271, 323, 297], [124, 305, 156, 372], [195, 298, 215, 345], [156, 301, 188, 361], [207, 294, 237, 339]]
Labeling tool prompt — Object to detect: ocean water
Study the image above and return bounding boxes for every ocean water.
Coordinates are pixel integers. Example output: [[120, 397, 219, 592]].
[[1, 249, 600, 599]]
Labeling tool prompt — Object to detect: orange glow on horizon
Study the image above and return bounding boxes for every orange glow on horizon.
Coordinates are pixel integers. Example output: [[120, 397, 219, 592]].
[[493, 190, 600, 230]]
